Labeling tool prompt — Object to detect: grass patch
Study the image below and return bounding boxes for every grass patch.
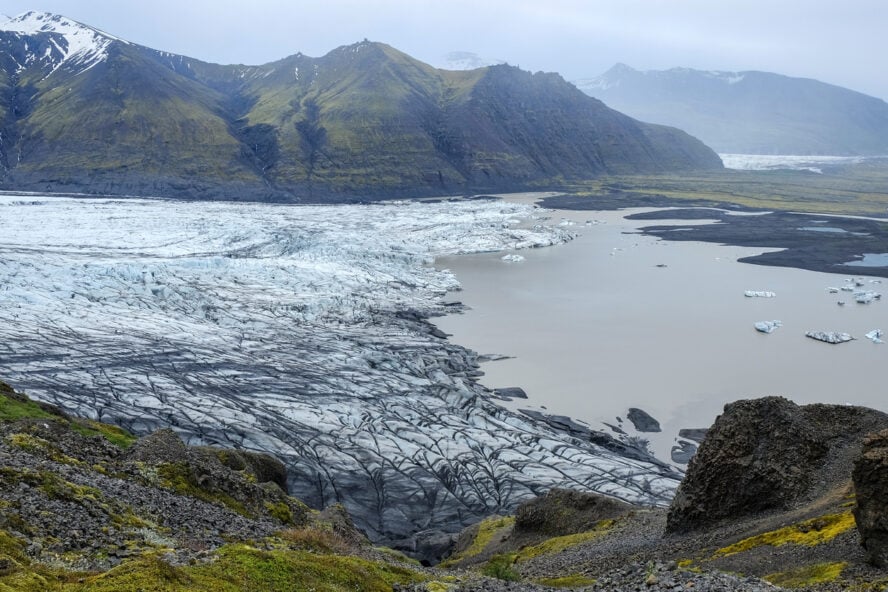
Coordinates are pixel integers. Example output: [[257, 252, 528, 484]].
[[765, 562, 847, 588], [534, 574, 597, 587], [0, 468, 102, 505], [71, 420, 137, 449], [277, 526, 349, 554], [515, 519, 615, 562], [439, 515, 514, 566], [5, 433, 82, 466], [565, 166, 888, 217], [0, 391, 55, 422], [0, 545, 426, 591], [157, 463, 251, 517], [264, 501, 294, 525], [481, 554, 520, 582], [714, 512, 856, 557]]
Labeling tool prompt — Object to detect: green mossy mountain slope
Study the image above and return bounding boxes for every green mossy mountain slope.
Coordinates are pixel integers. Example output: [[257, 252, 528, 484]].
[[0, 17, 722, 201]]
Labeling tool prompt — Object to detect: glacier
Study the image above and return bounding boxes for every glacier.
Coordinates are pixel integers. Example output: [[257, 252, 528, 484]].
[[0, 195, 681, 549]]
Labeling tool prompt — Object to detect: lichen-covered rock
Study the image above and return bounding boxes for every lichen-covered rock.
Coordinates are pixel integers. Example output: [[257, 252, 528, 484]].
[[667, 397, 888, 533], [515, 488, 632, 538], [198, 447, 289, 491], [853, 429, 888, 567], [126, 428, 188, 464]]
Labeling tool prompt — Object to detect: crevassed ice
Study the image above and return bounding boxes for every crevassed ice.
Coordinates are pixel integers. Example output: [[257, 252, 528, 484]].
[[0, 196, 680, 543]]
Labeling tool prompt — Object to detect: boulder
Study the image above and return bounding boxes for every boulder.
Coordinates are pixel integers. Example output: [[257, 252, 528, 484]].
[[667, 397, 888, 533], [853, 429, 888, 567], [514, 488, 632, 538], [125, 428, 188, 464]]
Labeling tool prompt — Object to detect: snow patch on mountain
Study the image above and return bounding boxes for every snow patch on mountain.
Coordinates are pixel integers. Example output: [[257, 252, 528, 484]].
[[0, 11, 126, 75]]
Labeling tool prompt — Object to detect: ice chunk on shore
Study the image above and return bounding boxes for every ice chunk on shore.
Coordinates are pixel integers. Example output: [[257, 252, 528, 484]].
[[745, 290, 776, 298], [865, 329, 884, 344], [806, 331, 854, 344], [501, 253, 525, 262], [754, 320, 782, 334]]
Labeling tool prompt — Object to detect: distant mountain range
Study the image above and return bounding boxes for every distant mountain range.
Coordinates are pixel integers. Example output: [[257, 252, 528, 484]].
[[0, 13, 721, 202], [576, 64, 888, 156]]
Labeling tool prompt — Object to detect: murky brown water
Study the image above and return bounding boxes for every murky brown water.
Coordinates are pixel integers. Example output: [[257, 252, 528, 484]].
[[434, 202, 887, 460]]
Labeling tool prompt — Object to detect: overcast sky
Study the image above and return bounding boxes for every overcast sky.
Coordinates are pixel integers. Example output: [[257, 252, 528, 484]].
[[4, 1, 887, 100]]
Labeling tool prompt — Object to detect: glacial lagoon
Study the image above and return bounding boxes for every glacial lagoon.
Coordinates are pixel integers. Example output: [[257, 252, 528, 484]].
[[435, 201, 888, 461]]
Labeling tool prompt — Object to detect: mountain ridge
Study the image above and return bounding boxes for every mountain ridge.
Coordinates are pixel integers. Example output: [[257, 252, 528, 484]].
[[0, 12, 722, 201]]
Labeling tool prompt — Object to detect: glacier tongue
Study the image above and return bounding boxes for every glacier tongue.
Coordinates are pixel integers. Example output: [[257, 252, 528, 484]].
[[0, 196, 680, 545]]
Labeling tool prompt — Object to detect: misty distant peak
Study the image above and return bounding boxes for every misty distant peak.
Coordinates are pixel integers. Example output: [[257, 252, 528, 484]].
[[574, 64, 888, 155], [439, 51, 504, 71]]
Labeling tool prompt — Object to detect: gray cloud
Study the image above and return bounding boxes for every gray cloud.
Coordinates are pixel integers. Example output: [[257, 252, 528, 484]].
[[3, 0, 886, 99]]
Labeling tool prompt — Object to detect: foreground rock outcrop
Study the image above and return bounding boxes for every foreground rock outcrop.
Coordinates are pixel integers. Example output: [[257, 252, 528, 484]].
[[6, 379, 888, 590], [667, 396, 888, 533], [438, 396, 888, 591], [853, 429, 888, 567]]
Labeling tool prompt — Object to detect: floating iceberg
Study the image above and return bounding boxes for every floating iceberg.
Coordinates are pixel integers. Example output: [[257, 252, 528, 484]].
[[865, 329, 884, 344], [805, 331, 854, 344], [854, 291, 882, 304], [501, 253, 525, 262], [754, 320, 782, 334], [745, 290, 776, 298]]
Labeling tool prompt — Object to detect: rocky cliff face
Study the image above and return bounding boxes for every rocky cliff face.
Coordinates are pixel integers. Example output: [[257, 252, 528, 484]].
[[853, 429, 888, 567], [0, 12, 722, 201], [667, 397, 888, 533]]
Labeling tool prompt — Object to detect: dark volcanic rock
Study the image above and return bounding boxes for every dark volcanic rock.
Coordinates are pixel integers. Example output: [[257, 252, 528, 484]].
[[667, 396, 888, 533], [627, 408, 661, 432], [853, 429, 888, 567], [514, 488, 632, 538]]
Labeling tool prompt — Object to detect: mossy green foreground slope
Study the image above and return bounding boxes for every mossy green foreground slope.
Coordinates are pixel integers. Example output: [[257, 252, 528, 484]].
[[0, 380, 427, 591], [4, 381, 888, 591], [0, 13, 721, 201]]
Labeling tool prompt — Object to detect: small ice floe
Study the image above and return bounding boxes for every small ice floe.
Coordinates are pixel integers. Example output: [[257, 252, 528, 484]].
[[856, 280, 866, 287], [827, 287, 840, 293], [838, 301, 846, 306], [865, 329, 884, 344], [871, 279, 883, 284], [840, 285, 856, 292], [558, 219, 576, 227], [501, 254, 525, 263], [854, 291, 881, 304], [754, 320, 782, 334], [806, 331, 854, 344], [744, 290, 776, 298]]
